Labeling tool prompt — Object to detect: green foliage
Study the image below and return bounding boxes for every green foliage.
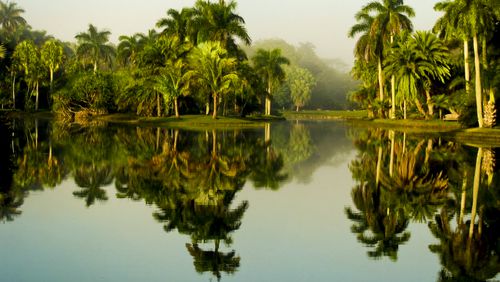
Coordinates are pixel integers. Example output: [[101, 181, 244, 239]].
[[285, 65, 316, 111], [53, 71, 115, 116]]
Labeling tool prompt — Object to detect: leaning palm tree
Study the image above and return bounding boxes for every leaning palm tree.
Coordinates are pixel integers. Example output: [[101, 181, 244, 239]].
[[0, 1, 27, 34], [251, 48, 290, 115], [75, 24, 115, 72], [188, 41, 239, 119]]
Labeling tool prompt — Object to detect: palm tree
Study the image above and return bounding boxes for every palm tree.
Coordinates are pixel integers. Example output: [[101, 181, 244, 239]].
[[434, 0, 472, 96], [434, 0, 498, 127], [0, 1, 27, 34], [251, 48, 290, 115], [349, 11, 386, 108], [385, 32, 450, 119], [156, 8, 194, 42], [117, 34, 141, 67], [192, 0, 251, 53], [155, 59, 191, 118], [41, 40, 64, 96], [188, 41, 239, 119], [75, 24, 115, 72], [352, 0, 415, 118]]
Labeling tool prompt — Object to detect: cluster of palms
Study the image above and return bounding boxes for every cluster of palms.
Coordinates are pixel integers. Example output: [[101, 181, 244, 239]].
[[349, 0, 499, 127], [0, 1, 305, 118]]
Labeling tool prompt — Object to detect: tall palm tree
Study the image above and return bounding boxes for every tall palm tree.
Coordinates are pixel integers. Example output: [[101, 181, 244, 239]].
[[352, 0, 415, 118], [192, 0, 251, 53], [75, 24, 115, 72], [156, 8, 194, 42], [251, 48, 290, 115], [0, 1, 27, 34], [188, 41, 239, 119], [434, 0, 498, 127]]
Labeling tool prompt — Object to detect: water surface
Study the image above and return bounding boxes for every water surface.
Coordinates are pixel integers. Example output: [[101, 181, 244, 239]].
[[0, 118, 498, 281]]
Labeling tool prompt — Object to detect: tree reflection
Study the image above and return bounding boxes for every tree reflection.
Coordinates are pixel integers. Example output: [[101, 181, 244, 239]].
[[347, 128, 452, 260], [428, 147, 500, 281]]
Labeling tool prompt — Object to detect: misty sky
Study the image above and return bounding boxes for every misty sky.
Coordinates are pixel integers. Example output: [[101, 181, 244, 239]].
[[15, 0, 441, 67]]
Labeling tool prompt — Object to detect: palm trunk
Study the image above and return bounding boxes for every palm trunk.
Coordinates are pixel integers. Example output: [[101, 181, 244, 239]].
[[403, 100, 407, 120], [35, 81, 39, 111], [296, 105, 299, 112], [49, 68, 54, 107], [464, 39, 470, 94], [459, 170, 467, 225], [425, 89, 434, 117], [12, 74, 16, 109], [377, 58, 384, 101], [212, 92, 218, 119], [206, 102, 210, 115], [174, 98, 179, 118], [473, 35, 484, 128], [157, 92, 161, 117], [391, 75, 396, 119], [93, 61, 98, 73], [414, 98, 426, 117]]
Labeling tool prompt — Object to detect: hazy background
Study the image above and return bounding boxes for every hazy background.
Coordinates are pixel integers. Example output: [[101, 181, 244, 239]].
[[15, 0, 441, 68]]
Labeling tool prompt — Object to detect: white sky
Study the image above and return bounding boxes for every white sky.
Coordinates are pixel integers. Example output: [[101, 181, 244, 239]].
[[15, 0, 441, 66]]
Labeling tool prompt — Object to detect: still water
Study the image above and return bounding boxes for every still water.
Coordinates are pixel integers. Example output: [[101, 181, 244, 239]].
[[0, 118, 498, 282]]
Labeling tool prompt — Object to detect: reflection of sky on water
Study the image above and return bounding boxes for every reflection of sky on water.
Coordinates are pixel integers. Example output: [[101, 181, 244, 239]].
[[1, 146, 439, 282]]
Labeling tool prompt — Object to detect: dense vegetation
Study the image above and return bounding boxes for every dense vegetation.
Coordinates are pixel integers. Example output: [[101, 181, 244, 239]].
[[0, 0, 350, 121], [349, 0, 500, 128]]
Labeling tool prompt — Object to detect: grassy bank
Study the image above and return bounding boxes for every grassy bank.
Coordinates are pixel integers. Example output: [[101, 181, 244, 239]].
[[282, 110, 368, 120], [97, 114, 283, 130]]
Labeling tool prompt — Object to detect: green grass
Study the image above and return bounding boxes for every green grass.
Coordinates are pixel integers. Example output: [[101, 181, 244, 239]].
[[282, 110, 368, 120], [97, 114, 280, 130]]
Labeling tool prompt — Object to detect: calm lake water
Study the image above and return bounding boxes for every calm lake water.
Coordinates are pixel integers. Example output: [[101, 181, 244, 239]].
[[0, 117, 498, 282]]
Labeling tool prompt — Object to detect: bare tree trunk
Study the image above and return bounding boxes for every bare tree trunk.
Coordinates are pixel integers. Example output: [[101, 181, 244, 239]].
[[403, 100, 407, 120], [376, 146, 382, 186], [389, 130, 395, 177], [206, 102, 210, 115], [473, 35, 484, 127], [93, 61, 98, 73]]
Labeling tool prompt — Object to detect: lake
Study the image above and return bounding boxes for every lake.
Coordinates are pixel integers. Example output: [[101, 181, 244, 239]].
[[0, 117, 498, 282]]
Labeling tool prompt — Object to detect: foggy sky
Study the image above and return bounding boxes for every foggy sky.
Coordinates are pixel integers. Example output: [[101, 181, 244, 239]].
[[15, 0, 441, 67]]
